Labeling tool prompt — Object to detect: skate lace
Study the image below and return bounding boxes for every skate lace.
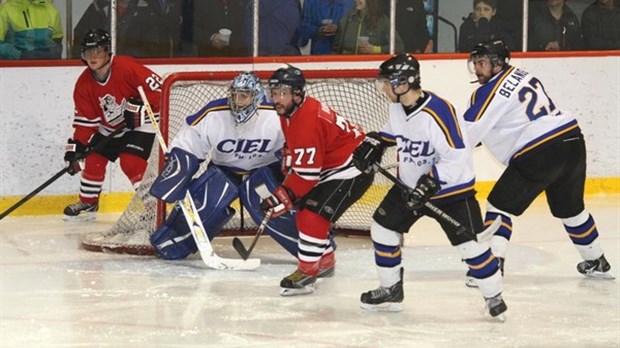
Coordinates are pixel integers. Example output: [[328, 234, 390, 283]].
[[286, 270, 307, 282], [68, 202, 89, 211], [368, 286, 390, 299]]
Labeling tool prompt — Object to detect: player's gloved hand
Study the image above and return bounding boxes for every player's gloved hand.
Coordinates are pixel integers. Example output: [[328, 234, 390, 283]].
[[123, 97, 146, 129], [260, 186, 296, 218], [352, 132, 385, 173], [64, 138, 87, 175], [402, 174, 440, 210]]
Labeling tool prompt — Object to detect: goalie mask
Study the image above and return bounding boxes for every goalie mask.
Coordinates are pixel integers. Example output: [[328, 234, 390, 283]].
[[228, 71, 265, 124]]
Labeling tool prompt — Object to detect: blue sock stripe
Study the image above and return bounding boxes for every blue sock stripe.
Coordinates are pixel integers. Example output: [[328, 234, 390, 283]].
[[485, 212, 513, 239], [564, 215, 599, 245], [373, 241, 401, 268], [465, 249, 500, 279]]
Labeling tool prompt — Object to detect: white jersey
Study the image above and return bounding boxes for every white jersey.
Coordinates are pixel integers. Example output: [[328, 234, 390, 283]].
[[170, 98, 285, 173], [380, 91, 477, 202], [463, 66, 580, 165]]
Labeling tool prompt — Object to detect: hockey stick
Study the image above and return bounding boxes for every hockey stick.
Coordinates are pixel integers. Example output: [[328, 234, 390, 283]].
[[0, 127, 125, 221], [374, 165, 500, 242], [137, 86, 260, 270], [232, 209, 273, 260]]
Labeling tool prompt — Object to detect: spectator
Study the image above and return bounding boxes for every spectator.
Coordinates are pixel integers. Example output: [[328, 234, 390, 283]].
[[495, 0, 523, 51], [300, 0, 354, 55], [529, 0, 583, 51], [381, 0, 431, 53], [192, 0, 248, 57], [458, 0, 513, 53], [73, 0, 182, 59], [333, 0, 404, 54], [246, 0, 302, 56], [119, 0, 182, 58], [0, 0, 63, 60], [581, 0, 620, 50]]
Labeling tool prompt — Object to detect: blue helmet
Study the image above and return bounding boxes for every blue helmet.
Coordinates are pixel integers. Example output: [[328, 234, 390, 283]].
[[228, 71, 265, 124]]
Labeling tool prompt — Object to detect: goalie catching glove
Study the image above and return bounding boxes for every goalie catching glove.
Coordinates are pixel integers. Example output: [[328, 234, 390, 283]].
[[402, 174, 440, 210], [123, 97, 146, 129], [64, 138, 87, 175], [352, 132, 386, 173], [260, 186, 296, 218]]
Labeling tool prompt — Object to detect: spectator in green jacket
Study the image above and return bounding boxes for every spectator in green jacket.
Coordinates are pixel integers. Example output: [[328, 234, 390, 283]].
[[0, 0, 63, 59], [333, 0, 403, 54]]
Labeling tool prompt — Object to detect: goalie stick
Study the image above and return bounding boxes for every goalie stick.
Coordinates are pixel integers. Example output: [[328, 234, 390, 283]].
[[0, 126, 125, 221], [137, 86, 260, 271], [374, 165, 500, 242], [232, 209, 273, 260]]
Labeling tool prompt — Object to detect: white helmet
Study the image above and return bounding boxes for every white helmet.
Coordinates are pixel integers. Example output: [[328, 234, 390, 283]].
[[228, 71, 265, 124]]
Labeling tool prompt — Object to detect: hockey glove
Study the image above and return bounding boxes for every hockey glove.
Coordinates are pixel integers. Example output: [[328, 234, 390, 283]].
[[402, 174, 440, 210], [352, 132, 386, 173], [64, 138, 87, 175], [260, 186, 296, 218], [123, 97, 146, 129]]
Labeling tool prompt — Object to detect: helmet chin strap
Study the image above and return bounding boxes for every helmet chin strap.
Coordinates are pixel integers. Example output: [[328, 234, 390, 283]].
[[393, 84, 411, 103]]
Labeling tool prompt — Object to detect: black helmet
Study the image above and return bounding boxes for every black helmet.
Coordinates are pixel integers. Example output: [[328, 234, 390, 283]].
[[470, 39, 510, 68], [378, 53, 421, 89], [268, 64, 306, 97], [81, 29, 111, 52]]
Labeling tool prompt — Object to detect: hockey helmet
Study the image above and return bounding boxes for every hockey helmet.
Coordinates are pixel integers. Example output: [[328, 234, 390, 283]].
[[268, 64, 306, 97], [377, 53, 421, 90], [470, 39, 510, 68], [228, 71, 265, 124], [81, 28, 111, 53]]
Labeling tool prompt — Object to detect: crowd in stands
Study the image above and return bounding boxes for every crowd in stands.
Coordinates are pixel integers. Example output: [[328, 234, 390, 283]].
[[0, 0, 618, 60]]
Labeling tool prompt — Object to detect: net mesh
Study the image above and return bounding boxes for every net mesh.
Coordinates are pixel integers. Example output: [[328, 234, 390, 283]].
[[82, 70, 395, 255]]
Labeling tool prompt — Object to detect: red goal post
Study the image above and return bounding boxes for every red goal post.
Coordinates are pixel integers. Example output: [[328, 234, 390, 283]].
[[82, 69, 396, 255]]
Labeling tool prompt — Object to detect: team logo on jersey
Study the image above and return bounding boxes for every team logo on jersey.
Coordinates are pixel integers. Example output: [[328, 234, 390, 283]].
[[99, 94, 123, 125], [397, 137, 436, 166], [216, 138, 273, 159]]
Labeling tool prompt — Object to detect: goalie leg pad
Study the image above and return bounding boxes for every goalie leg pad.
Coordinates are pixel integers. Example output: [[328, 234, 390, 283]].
[[240, 167, 299, 257], [150, 147, 201, 203], [150, 166, 239, 260]]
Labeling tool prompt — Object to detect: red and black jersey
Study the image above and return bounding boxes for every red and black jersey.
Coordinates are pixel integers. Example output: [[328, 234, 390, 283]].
[[280, 96, 365, 199], [72, 55, 162, 145]]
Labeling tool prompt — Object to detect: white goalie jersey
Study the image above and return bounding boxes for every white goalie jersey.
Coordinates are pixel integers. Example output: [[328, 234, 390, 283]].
[[463, 66, 580, 165], [170, 98, 285, 172]]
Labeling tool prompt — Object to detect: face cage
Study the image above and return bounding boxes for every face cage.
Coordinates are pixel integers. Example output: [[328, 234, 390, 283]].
[[229, 89, 259, 124]]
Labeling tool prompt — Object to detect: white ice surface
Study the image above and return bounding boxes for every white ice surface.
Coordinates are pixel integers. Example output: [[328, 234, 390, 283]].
[[1, 196, 618, 347]]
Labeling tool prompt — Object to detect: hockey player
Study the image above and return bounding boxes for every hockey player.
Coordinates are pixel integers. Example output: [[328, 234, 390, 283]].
[[261, 64, 374, 296], [352, 53, 507, 320], [148, 71, 326, 261], [63, 29, 160, 221], [463, 39, 614, 284]]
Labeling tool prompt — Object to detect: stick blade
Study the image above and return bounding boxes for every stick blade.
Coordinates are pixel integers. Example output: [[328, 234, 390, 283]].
[[477, 215, 502, 242], [232, 237, 250, 260]]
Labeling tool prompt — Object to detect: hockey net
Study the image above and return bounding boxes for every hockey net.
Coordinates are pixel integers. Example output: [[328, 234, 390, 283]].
[[81, 69, 395, 255]]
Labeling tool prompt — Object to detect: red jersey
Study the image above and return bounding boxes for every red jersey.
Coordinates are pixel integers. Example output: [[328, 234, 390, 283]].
[[281, 96, 365, 199], [72, 55, 162, 145]]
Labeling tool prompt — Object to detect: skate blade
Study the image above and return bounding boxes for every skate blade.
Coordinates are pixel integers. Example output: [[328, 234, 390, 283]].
[[280, 285, 315, 297], [583, 271, 615, 280], [494, 313, 506, 322], [63, 213, 97, 222], [360, 302, 404, 312]]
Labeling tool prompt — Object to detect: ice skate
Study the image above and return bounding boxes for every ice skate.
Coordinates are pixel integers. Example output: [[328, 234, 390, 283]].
[[360, 268, 404, 312], [317, 252, 336, 278], [63, 201, 98, 221], [485, 293, 507, 322], [279, 269, 317, 296], [466, 257, 504, 288], [577, 254, 614, 279]]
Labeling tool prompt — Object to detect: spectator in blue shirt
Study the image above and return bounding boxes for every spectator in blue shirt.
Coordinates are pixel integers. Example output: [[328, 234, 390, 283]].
[[246, 0, 302, 56], [300, 0, 354, 55]]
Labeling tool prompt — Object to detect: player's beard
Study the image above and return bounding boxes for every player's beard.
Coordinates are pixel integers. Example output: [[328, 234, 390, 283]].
[[274, 102, 292, 117]]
